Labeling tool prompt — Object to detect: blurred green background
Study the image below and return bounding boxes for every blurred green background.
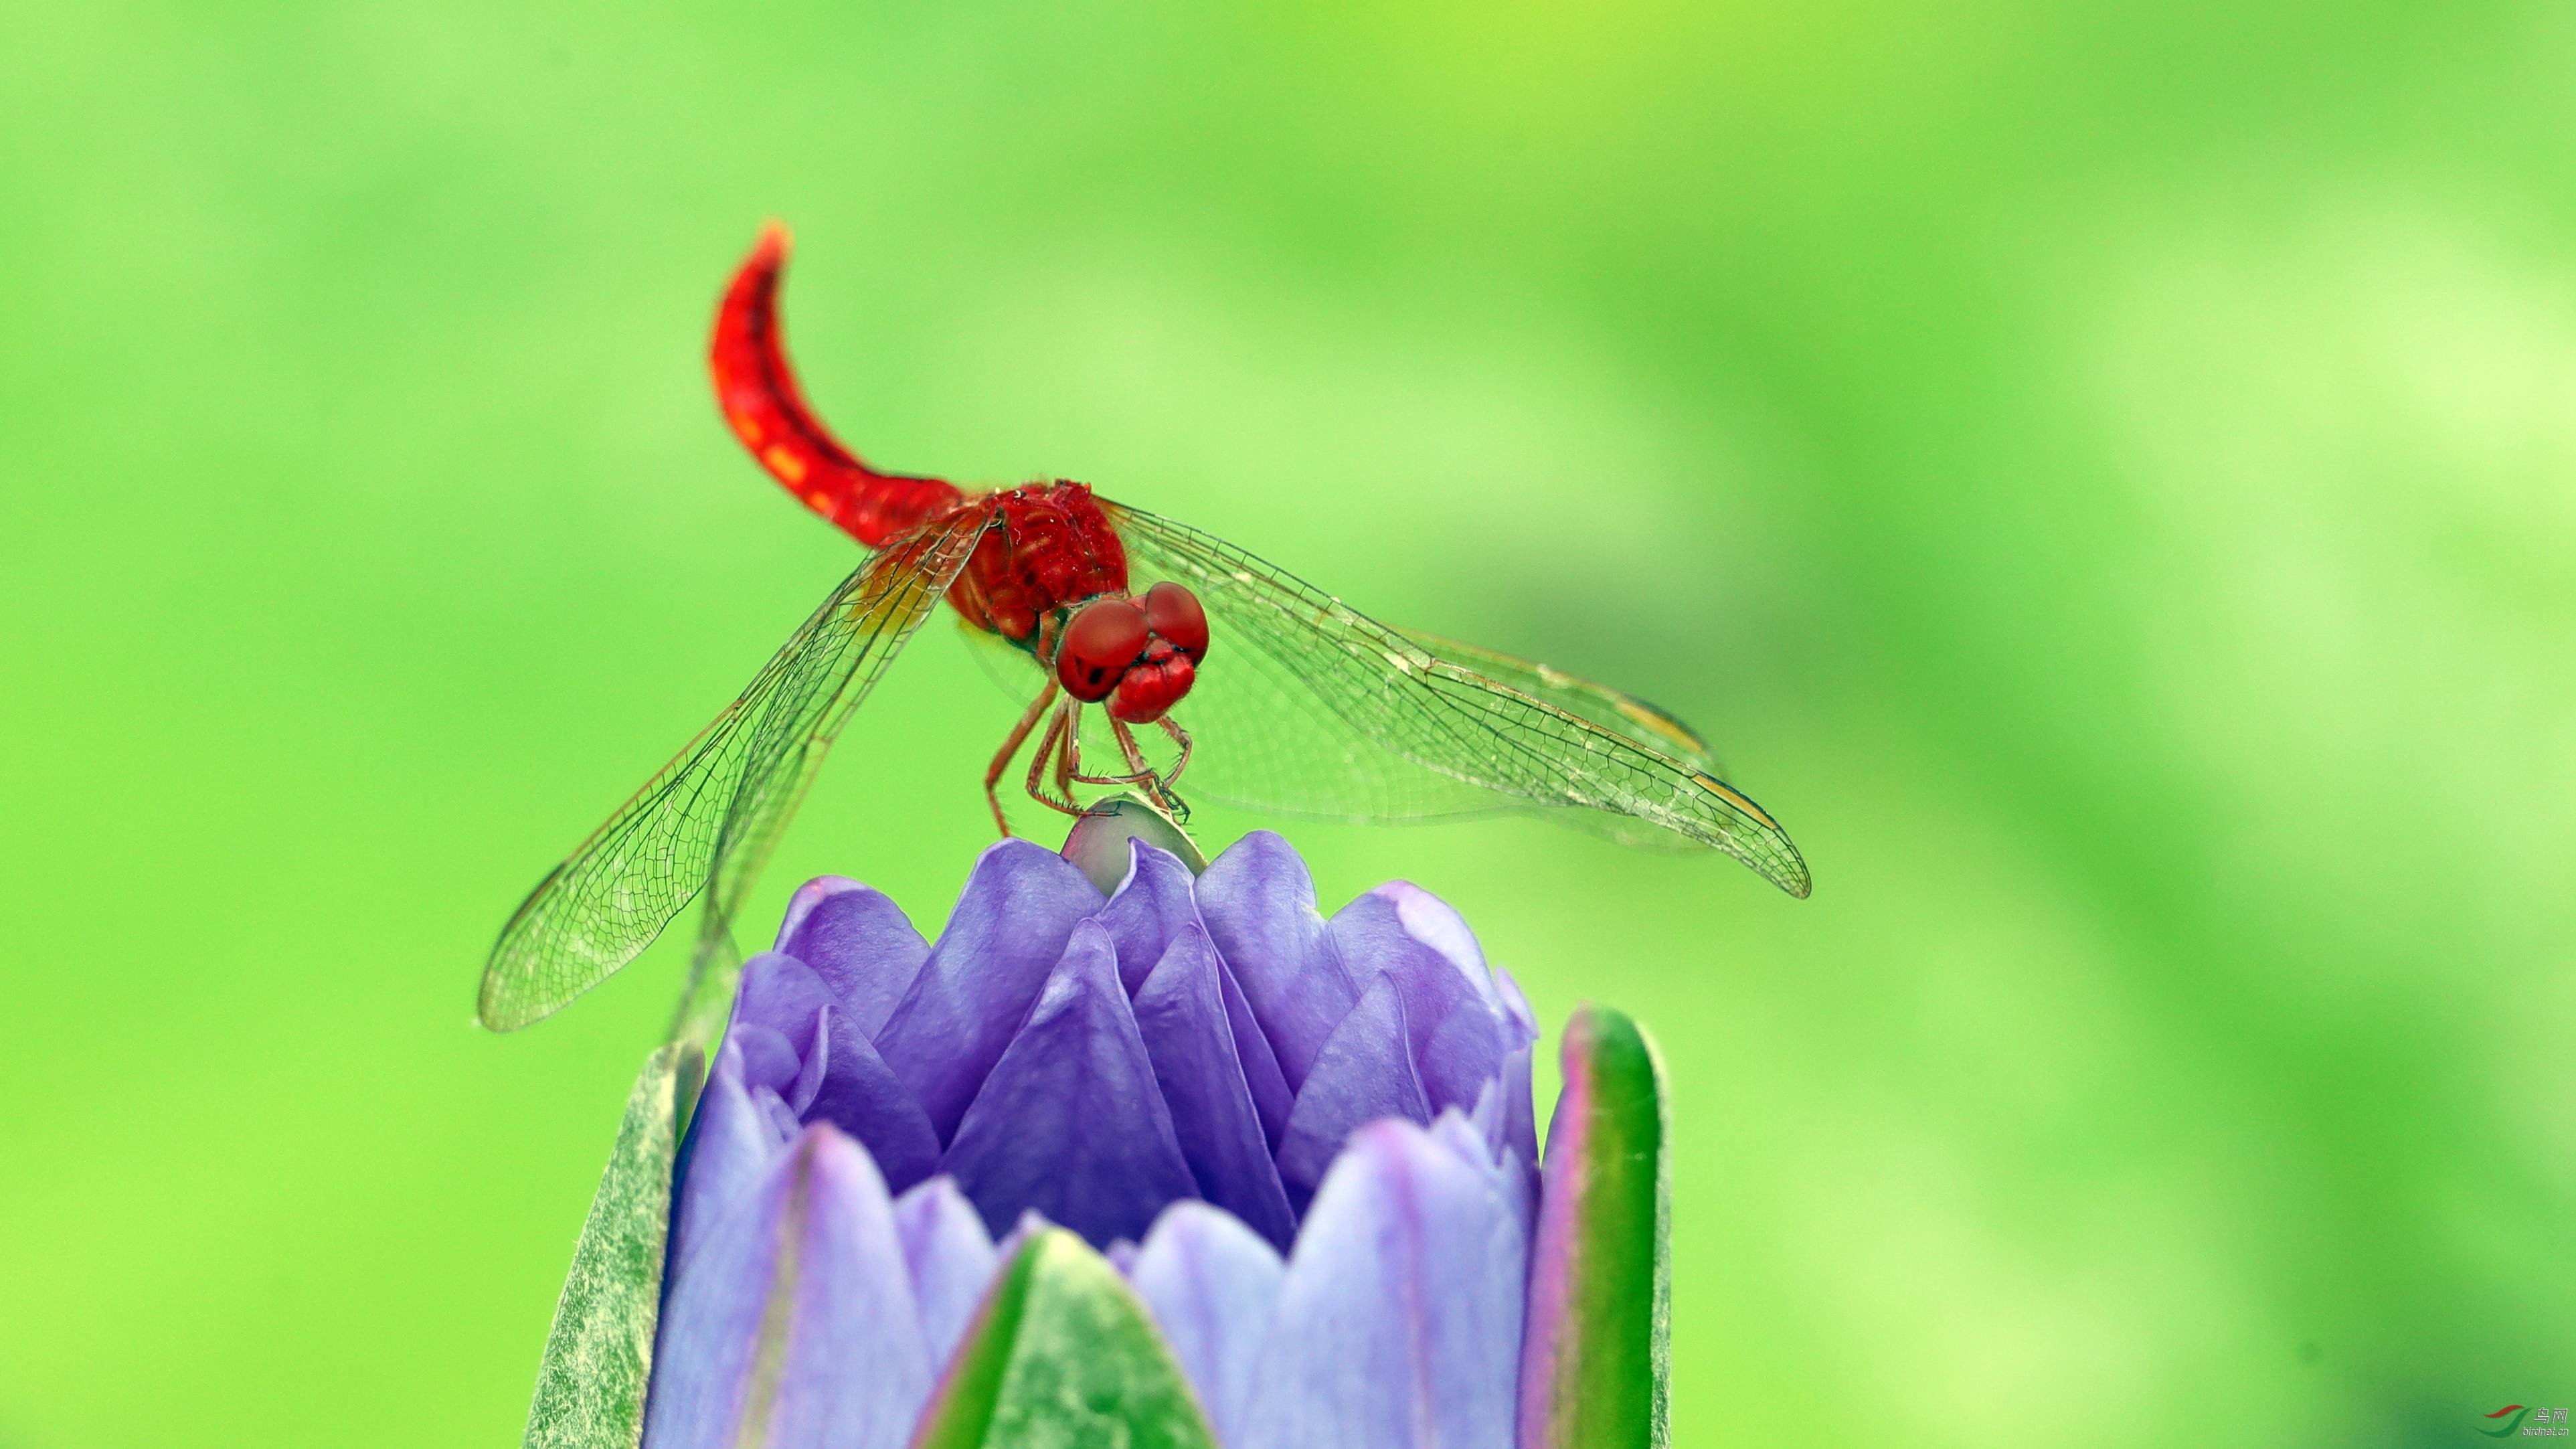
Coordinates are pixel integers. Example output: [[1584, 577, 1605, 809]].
[[3, 0, 2569, 1444]]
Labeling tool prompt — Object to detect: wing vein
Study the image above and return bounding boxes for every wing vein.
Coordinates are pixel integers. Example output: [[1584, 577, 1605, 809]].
[[478, 507, 995, 1030]]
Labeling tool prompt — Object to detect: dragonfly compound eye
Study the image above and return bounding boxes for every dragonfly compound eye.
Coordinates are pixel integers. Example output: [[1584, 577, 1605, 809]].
[[1142, 581, 1209, 661], [1057, 596, 1151, 702]]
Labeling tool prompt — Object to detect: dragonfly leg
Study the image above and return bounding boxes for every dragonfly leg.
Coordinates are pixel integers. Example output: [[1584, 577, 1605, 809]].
[[1067, 715, 1164, 790], [1107, 717, 1190, 820], [1033, 701, 1180, 819], [1155, 715, 1193, 788], [1051, 700, 1080, 804], [1022, 700, 1085, 818], [984, 682, 1061, 837], [1109, 717, 1154, 777]]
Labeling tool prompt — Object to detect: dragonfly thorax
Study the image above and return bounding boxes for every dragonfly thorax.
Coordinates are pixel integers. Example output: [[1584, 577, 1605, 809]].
[[946, 481, 1128, 645], [948, 481, 1207, 721]]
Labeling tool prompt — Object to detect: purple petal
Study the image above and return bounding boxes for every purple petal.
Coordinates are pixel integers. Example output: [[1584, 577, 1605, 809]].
[[1236, 1120, 1526, 1449], [1496, 1145, 1536, 1254], [642, 1125, 933, 1449], [938, 920, 1200, 1246], [1216, 958, 1293, 1152], [874, 839, 1109, 1140], [1196, 831, 1358, 1090], [1274, 974, 1432, 1214], [1094, 841, 1203, 996], [1490, 969, 1541, 1180], [1129, 1202, 1287, 1444], [1495, 1040, 1539, 1198], [891, 1177, 999, 1367], [802, 1005, 942, 1195], [752, 1087, 802, 1144], [1330, 882, 1499, 1015], [1386, 882, 1490, 992], [726, 1022, 806, 1102], [1332, 887, 1511, 1116], [1408, 983, 1507, 1119], [774, 877, 930, 1037], [1130, 924, 1298, 1250], [1427, 1106, 1491, 1173], [1493, 964, 1539, 1046], [734, 951, 835, 1043], [666, 1043, 793, 1282], [734, 953, 835, 1114], [1470, 1075, 1539, 1244]]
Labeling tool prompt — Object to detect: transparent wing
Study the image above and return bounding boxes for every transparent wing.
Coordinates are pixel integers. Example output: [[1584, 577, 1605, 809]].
[[1104, 501, 1810, 896], [479, 507, 994, 1029], [1394, 629, 1725, 777]]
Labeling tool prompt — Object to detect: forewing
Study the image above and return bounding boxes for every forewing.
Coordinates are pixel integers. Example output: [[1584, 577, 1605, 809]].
[[1105, 502, 1810, 897], [478, 508, 993, 1030]]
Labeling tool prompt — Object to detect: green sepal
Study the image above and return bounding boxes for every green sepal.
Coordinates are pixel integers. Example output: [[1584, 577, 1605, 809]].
[[522, 1041, 700, 1449], [1524, 1005, 1671, 1449], [910, 1227, 1221, 1449]]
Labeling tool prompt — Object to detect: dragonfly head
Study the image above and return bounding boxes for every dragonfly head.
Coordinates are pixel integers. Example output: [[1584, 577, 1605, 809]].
[[1055, 582, 1208, 724]]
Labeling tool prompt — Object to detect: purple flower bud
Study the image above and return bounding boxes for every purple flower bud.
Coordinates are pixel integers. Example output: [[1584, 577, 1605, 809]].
[[636, 830, 1660, 1449]]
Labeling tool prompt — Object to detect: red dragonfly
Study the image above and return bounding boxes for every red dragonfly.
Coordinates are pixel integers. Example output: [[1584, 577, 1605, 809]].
[[477, 225, 1809, 1031]]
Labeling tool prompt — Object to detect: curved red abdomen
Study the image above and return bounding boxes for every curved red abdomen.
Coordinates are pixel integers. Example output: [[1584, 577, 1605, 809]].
[[710, 225, 965, 548], [709, 228, 1134, 655]]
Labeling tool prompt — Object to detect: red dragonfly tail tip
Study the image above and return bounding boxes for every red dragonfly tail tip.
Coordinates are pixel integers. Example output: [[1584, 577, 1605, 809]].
[[749, 219, 791, 268], [709, 223, 962, 548]]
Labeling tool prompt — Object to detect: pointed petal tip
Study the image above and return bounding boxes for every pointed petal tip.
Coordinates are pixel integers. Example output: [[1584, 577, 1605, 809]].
[[796, 1116, 885, 1191], [1207, 827, 1299, 875], [1248, 1112, 1524, 1449], [1128, 1203, 1285, 1442], [1064, 912, 1118, 954], [773, 875, 922, 962], [647, 1118, 934, 1449], [1339, 1112, 1444, 1175], [981, 833, 1075, 869], [940, 920, 1196, 1246], [1276, 974, 1432, 1208], [777, 873, 865, 932], [1136, 1197, 1283, 1260], [894, 1171, 982, 1225], [872, 841, 1110, 1138]]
